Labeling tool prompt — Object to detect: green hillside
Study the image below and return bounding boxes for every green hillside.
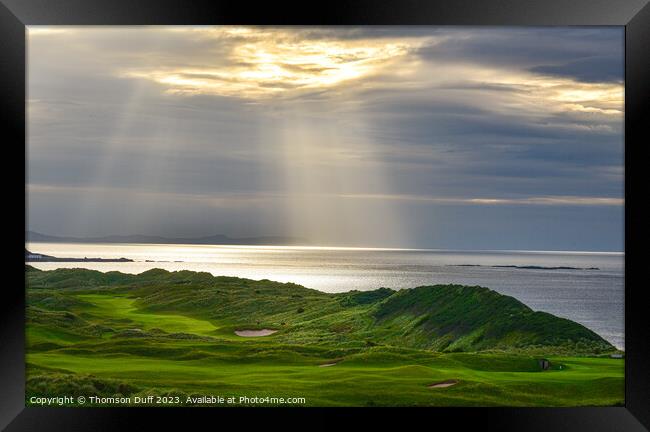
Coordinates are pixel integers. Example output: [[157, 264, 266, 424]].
[[25, 266, 622, 407], [371, 285, 612, 352]]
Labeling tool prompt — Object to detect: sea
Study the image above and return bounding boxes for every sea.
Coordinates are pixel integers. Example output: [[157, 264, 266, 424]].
[[26, 242, 624, 349]]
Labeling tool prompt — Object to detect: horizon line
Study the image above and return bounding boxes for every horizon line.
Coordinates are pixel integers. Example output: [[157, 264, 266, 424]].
[[25, 239, 624, 255]]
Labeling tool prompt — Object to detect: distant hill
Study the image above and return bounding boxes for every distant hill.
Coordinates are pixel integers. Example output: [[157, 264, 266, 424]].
[[26, 231, 307, 246], [26, 266, 614, 354]]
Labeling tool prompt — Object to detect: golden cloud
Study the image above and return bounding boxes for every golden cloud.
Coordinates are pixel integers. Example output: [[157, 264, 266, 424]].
[[118, 27, 623, 120], [124, 28, 418, 98]]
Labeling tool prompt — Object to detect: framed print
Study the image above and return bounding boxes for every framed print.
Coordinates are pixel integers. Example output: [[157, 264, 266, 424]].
[[1, 0, 649, 430]]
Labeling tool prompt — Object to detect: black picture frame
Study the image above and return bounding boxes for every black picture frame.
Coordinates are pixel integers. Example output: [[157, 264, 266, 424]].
[[2, 0, 648, 430]]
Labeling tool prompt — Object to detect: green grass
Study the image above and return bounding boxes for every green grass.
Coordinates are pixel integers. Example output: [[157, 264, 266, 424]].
[[25, 266, 624, 407], [74, 295, 219, 337]]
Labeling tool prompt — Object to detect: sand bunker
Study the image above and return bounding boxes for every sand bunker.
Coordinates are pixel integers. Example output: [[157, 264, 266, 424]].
[[428, 379, 459, 388], [234, 329, 277, 337], [319, 358, 343, 367]]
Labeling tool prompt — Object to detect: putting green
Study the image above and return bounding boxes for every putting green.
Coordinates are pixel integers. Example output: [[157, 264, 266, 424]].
[[76, 294, 219, 336]]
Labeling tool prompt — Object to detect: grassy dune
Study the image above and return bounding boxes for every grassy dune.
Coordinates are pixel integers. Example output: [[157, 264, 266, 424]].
[[26, 266, 623, 407]]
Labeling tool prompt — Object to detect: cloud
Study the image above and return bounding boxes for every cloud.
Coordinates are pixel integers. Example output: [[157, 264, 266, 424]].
[[530, 56, 624, 83], [337, 193, 623, 206], [26, 26, 624, 249], [416, 27, 622, 74], [121, 29, 421, 98]]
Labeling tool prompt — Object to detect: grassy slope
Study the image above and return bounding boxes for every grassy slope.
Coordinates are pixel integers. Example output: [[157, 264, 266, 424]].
[[25, 266, 623, 407]]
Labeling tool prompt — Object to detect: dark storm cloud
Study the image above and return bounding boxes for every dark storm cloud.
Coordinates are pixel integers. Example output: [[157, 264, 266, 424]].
[[530, 56, 624, 83], [350, 86, 621, 200], [416, 27, 623, 79]]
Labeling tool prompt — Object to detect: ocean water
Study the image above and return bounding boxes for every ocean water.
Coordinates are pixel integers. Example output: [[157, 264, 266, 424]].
[[26, 242, 624, 349]]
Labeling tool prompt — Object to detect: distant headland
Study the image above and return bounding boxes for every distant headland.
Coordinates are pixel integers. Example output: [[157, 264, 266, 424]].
[[26, 231, 307, 246], [25, 249, 133, 263]]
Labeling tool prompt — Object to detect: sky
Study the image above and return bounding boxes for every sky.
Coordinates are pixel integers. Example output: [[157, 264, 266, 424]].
[[26, 26, 624, 251]]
